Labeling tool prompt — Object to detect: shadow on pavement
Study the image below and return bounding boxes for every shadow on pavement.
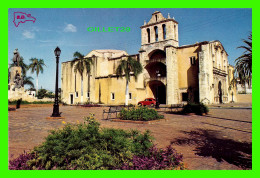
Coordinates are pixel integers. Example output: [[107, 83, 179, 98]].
[[201, 122, 252, 134], [203, 115, 252, 124], [171, 129, 252, 169]]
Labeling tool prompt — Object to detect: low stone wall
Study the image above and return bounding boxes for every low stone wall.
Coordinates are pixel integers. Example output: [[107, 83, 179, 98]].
[[8, 96, 54, 102], [236, 94, 252, 103], [8, 88, 54, 102]]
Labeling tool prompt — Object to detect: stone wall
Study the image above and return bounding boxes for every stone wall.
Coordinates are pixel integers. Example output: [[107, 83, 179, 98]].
[[177, 45, 200, 102], [236, 94, 252, 103]]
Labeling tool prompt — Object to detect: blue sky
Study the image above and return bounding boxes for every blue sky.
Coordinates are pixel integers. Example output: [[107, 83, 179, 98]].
[[8, 8, 252, 91]]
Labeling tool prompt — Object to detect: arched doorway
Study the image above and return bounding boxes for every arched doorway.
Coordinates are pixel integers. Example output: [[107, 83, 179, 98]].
[[218, 81, 222, 104], [148, 81, 166, 104], [145, 49, 167, 104]]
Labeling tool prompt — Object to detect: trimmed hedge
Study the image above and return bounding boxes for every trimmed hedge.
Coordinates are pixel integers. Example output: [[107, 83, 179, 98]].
[[119, 107, 164, 121]]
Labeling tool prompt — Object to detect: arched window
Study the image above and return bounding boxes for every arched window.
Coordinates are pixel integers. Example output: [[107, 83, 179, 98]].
[[147, 28, 150, 43], [155, 15, 158, 22], [154, 26, 158, 42], [162, 24, 166, 40]]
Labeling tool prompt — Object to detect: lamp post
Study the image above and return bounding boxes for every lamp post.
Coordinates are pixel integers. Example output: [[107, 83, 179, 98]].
[[155, 70, 160, 109], [51, 47, 61, 117]]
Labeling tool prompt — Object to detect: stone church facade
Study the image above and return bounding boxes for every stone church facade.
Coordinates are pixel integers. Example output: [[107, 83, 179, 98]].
[[61, 11, 236, 105]]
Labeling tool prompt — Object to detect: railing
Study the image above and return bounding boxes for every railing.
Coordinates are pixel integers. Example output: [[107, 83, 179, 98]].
[[213, 67, 227, 76], [145, 58, 166, 65]]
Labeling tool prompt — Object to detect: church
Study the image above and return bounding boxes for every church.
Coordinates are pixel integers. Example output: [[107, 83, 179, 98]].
[[61, 11, 237, 105]]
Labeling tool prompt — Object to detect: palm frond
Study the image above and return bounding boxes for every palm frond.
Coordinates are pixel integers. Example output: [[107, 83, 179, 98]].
[[116, 57, 143, 81], [73, 51, 85, 59], [28, 58, 46, 76], [235, 32, 252, 84], [23, 76, 34, 88], [70, 52, 93, 78]]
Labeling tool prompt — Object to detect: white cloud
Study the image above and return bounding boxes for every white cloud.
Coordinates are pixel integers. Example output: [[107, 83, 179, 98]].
[[38, 40, 59, 43], [64, 24, 77, 32], [22, 30, 35, 39], [31, 27, 40, 32]]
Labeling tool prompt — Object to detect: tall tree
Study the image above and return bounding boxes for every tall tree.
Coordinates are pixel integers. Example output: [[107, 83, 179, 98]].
[[70, 52, 92, 103], [22, 76, 34, 88], [28, 58, 46, 96], [116, 57, 143, 106], [235, 32, 252, 89]]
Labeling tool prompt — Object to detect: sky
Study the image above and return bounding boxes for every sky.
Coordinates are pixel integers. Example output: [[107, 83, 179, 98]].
[[8, 8, 252, 92]]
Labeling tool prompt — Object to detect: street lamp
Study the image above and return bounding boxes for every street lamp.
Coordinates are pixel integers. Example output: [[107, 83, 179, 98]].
[[51, 46, 61, 117], [155, 70, 161, 109]]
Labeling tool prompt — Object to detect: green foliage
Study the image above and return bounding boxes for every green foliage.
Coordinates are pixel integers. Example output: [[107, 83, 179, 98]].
[[28, 58, 46, 76], [70, 52, 92, 77], [36, 89, 54, 99], [116, 57, 143, 81], [46, 92, 55, 99], [27, 114, 153, 170], [23, 76, 34, 88], [119, 107, 164, 121], [182, 103, 209, 115], [235, 32, 252, 85], [116, 57, 143, 105], [37, 89, 47, 99]]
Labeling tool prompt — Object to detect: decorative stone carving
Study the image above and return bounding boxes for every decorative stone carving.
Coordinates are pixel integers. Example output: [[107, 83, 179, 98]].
[[13, 71, 23, 90]]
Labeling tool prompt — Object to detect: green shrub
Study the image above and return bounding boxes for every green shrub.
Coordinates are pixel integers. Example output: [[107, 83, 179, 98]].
[[119, 107, 164, 121], [182, 103, 209, 115], [26, 114, 153, 170]]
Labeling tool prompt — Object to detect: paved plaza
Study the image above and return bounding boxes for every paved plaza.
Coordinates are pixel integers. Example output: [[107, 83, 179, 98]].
[[8, 104, 252, 170]]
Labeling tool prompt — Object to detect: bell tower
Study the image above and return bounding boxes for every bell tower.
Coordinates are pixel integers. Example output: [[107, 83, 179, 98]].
[[139, 11, 180, 105], [140, 11, 179, 47]]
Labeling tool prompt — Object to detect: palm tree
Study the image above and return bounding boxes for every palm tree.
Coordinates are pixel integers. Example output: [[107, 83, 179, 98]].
[[70, 52, 92, 103], [116, 57, 143, 106], [235, 32, 252, 90], [22, 76, 34, 88], [28, 58, 46, 96]]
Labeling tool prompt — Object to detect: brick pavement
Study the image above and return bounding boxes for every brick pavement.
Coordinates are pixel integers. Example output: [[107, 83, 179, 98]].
[[8, 105, 252, 170]]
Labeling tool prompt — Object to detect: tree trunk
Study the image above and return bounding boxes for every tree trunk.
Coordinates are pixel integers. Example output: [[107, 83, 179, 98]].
[[81, 75, 83, 104], [88, 72, 90, 102], [36, 75, 38, 98], [244, 80, 247, 94], [125, 80, 129, 106]]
